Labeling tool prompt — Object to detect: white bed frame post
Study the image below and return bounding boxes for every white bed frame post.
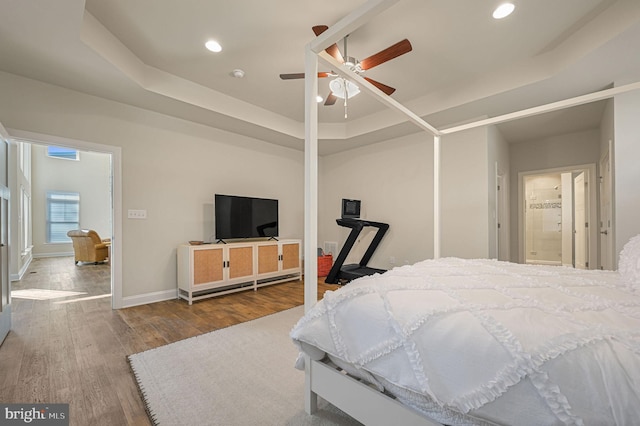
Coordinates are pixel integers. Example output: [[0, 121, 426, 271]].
[[303, 42, 320, 416], [303, 47, 319, 314], [433, 135, 441, 259]]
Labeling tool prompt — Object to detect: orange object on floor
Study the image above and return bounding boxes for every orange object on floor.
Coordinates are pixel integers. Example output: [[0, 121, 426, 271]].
[[317, 255, 333, 277]]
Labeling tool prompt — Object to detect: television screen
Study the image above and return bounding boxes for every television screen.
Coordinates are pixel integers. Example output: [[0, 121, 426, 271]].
[[215, 194, 278, 240]]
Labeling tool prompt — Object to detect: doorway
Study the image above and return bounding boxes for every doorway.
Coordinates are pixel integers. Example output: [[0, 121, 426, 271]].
[[7, 129, 122, 308], [519, 164, 598, 268]]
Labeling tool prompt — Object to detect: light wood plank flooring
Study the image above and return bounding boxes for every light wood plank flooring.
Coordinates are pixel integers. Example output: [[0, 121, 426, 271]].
[[0, 256, 338, 426]]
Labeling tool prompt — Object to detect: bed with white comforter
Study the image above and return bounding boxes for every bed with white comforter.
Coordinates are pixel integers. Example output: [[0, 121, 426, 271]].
[[291, 239, 640, 425]]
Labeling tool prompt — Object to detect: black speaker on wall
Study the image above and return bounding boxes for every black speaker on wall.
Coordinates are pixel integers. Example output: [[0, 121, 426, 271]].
[[341, 199, 361, 219]]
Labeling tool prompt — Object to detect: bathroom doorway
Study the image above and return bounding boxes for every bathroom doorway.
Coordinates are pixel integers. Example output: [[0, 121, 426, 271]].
[[519, 164, 597, 268]]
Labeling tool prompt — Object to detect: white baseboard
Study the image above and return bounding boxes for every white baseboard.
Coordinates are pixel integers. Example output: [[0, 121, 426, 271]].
[[33, 251, 75, 258], [121, 289, 178, 308], [16, 252, 177, 309], [11, 252, 33, 282]]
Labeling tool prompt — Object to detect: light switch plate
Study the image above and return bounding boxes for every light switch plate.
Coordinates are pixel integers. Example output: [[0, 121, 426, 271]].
[[128, 209, 147, 219]]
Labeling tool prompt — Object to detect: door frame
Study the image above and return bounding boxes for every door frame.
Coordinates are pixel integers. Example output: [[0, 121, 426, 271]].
[[496, 171, 509, 261], [7, 129, 123, 309], [0, 123, 10, 344], [573, 171, 587, 269], [518, 163, 598, 268], [599, 141, 614, 270]]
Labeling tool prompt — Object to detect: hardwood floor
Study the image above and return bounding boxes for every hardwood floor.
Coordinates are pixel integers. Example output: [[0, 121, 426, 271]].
[[0, 256, 339, 426]]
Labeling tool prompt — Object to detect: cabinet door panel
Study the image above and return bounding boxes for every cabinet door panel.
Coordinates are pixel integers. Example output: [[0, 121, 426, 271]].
[[194, 249, 223, 285], [282, 243, 300, 270], [228, 246, 253, 279], [257, 245, 279, 274]]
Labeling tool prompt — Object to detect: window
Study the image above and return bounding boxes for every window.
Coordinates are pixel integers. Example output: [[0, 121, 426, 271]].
[[47, 146, 78, 160], [46, 191, 79, 243]]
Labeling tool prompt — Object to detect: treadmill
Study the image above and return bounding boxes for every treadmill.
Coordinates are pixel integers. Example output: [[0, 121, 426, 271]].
[[325, 218, 389, 284]]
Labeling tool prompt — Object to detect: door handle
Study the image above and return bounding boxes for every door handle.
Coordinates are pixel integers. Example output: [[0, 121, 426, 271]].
[[600, 230, 608, 235]]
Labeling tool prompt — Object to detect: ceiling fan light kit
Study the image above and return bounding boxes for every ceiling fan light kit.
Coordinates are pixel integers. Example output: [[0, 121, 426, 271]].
[[329, 78, 360, 100]]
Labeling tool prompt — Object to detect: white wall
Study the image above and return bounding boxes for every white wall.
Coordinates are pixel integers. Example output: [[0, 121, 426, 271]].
[[440, 127, 491, 258], [599, 99, 614, 268], [319, 125, 505, 269], [600, 99, 614, 159], [508, 129, 601, 262], [8, 142, 32, 279], [0, 71, 304, 301], [488, 125, 510, 259], [30, 145, 111, 257], [319, 132, 434, 270], [3, 69, 637, 303], [613, 89, 640, 257]]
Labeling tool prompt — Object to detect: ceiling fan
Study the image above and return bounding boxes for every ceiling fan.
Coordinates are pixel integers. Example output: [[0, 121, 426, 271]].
[[280, 25, 412, 111]]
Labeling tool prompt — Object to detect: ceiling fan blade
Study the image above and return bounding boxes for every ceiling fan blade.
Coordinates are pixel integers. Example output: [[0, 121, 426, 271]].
[[359, 39, 412, 71], [364, 77, 396, 96], [312, 25, 329, 36], [280, 72, 330, 80], [312, 25, 344, 63], [324, 92, 337, 106]]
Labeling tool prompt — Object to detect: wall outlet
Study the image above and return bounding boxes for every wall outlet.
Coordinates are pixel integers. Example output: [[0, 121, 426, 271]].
[[128, 209, 147, 219], [324, 241, 338, 256]]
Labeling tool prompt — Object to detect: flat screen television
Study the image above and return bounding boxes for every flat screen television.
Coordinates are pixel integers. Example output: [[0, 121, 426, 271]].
[[214, 194, 279, 241]]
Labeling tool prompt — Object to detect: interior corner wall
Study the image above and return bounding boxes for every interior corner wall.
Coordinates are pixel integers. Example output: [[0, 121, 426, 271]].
[[319, 132, 434, 270], [440, 126, 491, 258], [0, 71, 304, 301], [508, 129, 601, 263], [613, 89, 640, 258]]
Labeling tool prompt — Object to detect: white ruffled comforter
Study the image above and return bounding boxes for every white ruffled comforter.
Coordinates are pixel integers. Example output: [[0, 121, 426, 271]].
[[290, 258, 640, 426]]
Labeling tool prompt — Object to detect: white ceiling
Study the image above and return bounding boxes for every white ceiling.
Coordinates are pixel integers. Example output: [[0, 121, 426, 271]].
[[1, 0, 640, 155]]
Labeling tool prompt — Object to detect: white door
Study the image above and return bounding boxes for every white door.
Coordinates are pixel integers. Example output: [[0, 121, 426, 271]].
[[599, 149, 613, 270], [574, 172, 587, 269], [0, 133, 10, 345], [560, 173, 574, 267]]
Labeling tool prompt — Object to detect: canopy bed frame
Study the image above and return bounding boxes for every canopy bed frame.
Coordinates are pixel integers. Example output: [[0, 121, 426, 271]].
[[301, 1, 640, 424]]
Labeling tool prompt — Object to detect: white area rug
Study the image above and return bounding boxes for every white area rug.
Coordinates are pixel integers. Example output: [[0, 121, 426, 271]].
[[128, 306, 361, 425]]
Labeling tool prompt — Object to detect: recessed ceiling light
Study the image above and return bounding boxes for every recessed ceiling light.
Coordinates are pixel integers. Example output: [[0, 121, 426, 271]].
[[205, 40, 222, 53], [493, 3, 515, 19]]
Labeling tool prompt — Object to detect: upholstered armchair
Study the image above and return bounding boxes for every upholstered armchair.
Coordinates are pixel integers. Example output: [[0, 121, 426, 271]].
[[67, 229, 110, 265]]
